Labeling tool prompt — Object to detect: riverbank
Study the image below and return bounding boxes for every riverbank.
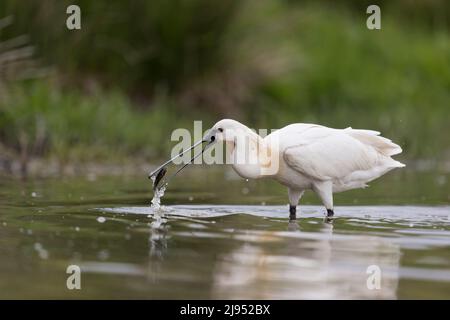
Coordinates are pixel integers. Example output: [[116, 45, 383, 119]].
[[1, 156, 449, 180]]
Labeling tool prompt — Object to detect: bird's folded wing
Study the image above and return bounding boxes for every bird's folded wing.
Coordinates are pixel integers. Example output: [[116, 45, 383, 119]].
[[283, 132, 377, 181]]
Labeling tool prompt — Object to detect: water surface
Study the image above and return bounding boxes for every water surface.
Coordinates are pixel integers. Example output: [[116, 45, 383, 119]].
[[0, 167, 449, 299]]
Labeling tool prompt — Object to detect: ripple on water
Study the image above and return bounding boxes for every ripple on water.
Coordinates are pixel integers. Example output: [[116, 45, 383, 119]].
[[87, 204, 450, 299], [99, 204, 450, 222]]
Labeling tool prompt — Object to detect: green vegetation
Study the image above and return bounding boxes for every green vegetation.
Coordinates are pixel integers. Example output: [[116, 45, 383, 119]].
[[0, 83, 186, 160], [0, 0, 449, 175]]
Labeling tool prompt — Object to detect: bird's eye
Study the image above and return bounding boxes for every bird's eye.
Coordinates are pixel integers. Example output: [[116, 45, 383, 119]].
[[218, 128, 223, 132]]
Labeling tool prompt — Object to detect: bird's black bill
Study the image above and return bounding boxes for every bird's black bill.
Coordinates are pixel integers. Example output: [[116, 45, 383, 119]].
[[148, 139, 204, 179], [170, 142, 211, 177], [148, 139, 213, 190]]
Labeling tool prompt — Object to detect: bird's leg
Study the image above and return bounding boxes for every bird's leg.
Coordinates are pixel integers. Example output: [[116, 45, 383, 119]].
[[288, 189, 304, 220], [289, 205, 296, 220], [312, 181, 334, 217]]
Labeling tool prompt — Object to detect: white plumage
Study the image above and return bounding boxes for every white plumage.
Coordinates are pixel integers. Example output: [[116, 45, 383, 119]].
[[206, 119, 405, 219]]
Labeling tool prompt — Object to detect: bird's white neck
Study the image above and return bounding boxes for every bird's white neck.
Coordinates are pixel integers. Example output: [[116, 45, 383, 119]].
[[226, 128, 275, 179]]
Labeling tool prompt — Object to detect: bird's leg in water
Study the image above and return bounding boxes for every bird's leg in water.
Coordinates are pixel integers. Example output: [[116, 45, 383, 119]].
[[288, 189, 304, 220], [313, 181, 334, 218], [289, 205, 296, 220]]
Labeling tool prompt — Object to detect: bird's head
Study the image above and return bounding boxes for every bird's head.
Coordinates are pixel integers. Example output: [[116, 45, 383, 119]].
[[202, 119, 248, 144]]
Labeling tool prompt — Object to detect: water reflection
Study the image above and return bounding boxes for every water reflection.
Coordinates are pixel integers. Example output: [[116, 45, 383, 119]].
[[210, 218, 400, 299], [287, 220, 299, 231], [135, 207, 402, 299], [2, 169, 450, 299], [147, 216, 169, 282], [92, 204, 450, 299], [3, 198, 448, 299]]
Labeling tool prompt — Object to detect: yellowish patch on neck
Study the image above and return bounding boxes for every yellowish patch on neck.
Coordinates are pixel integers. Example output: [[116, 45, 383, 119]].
[[259, 142, 272, 168]]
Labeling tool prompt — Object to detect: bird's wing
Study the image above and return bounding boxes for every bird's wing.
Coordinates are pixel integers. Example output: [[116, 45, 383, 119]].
[[265, 123, 324, 141], [283, 128, 378, 181]]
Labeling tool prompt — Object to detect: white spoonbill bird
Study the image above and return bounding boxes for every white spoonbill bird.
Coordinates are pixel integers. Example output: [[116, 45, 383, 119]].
[[149, 119, 405, 219]]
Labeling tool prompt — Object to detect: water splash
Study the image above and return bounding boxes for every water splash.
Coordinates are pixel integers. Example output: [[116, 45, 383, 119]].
[[149, 175, 167, 225], [150, 185, 166, 211]]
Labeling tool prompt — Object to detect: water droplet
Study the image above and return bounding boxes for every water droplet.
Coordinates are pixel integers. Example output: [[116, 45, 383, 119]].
[[38, 250, 49, 260], [97, 216, 106, 223], [241, 187, 250, 195], [97, 249, 109, 261], [31, 192, 37, 197], [188, 196, 194, 201], [75, 227, 80, 232], [34, 243, 48, 260]]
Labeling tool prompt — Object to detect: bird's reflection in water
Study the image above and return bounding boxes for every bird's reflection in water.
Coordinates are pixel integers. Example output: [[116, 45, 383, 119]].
[[288, 211, 334, 231], [211, 215, 400, 299], [287, 220, 299, 231], [324, 216, 335, 224]]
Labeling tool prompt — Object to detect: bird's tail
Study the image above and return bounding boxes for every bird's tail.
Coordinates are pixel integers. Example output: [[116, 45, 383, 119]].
[[344, 127, 404, 157]]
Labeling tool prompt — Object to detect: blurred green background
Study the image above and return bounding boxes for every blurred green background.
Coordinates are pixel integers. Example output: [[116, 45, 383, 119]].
[[0, 0, 449, 176]]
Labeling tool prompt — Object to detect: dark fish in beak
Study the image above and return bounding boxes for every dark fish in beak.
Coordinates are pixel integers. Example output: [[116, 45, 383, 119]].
[[152, 167, 167, 191]]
